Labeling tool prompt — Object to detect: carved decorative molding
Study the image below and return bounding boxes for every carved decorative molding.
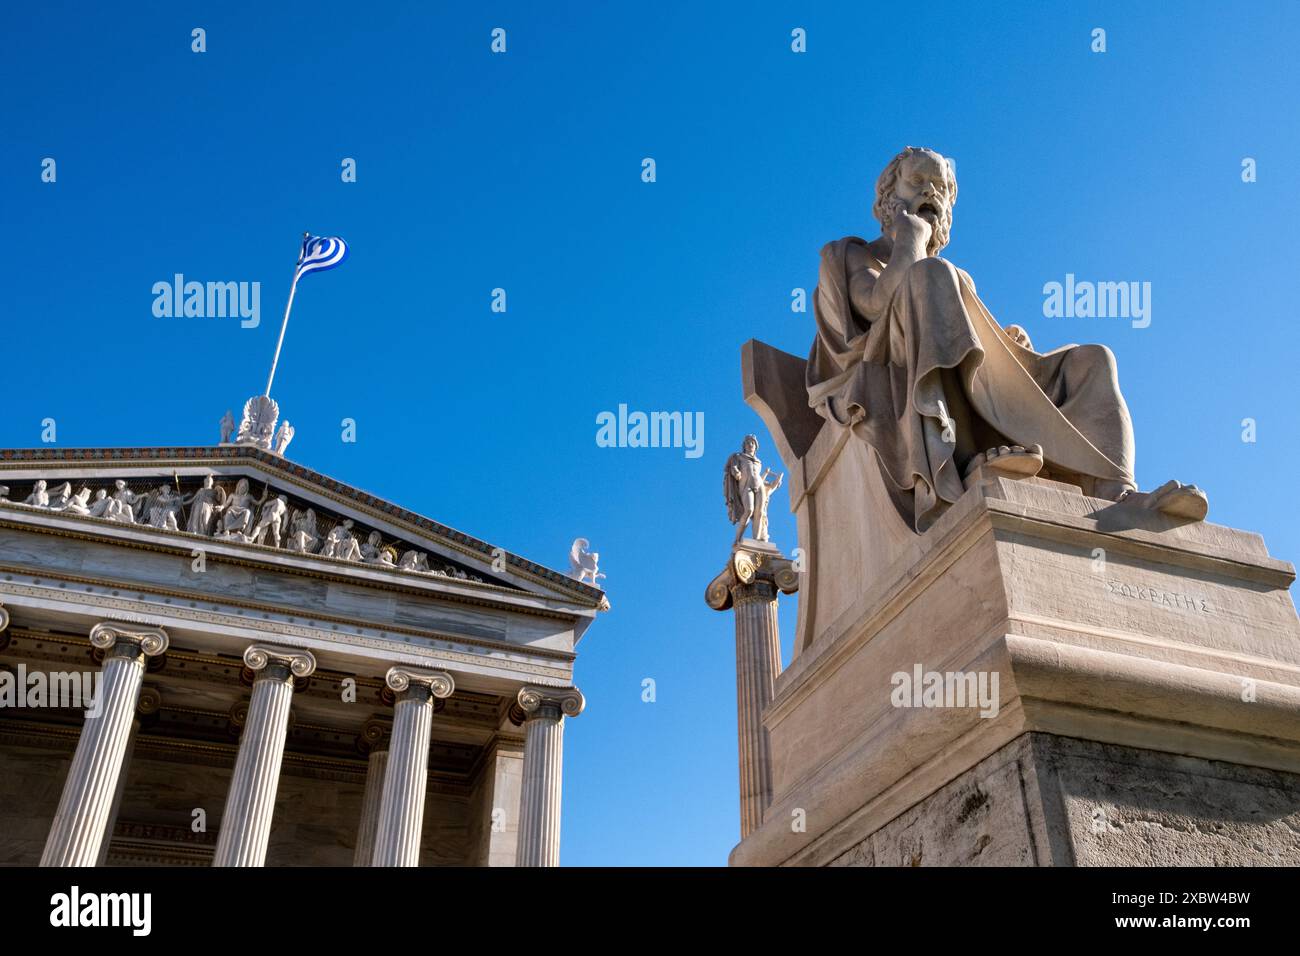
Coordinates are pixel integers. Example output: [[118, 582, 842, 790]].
[[0, 581, 574, 682]]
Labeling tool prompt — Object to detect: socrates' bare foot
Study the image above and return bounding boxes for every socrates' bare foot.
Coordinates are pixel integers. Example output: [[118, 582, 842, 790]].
[[963, 443, 1044, 479], [1120, 480, 1209, 521]]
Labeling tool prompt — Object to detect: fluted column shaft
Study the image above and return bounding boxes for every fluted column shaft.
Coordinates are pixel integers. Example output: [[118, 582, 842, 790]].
[[733, 581, 782, 838], [514, 686, 584, 867], [40, 623, 168, 867], [212, 645, 316, 867], [372, 667, 454, 867], [353, 736, 389, 867], [95, 686, 160, 866]]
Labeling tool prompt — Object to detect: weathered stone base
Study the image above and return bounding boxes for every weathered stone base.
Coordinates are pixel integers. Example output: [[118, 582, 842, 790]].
[[828, 732, 1300, 867]]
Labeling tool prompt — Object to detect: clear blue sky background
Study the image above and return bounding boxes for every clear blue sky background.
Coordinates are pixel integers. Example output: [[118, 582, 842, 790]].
[[2, 2, 1296, 865]]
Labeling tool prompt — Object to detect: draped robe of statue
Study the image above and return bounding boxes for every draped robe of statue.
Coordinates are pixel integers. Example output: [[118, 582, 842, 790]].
[[807, 237, 1136, 532]]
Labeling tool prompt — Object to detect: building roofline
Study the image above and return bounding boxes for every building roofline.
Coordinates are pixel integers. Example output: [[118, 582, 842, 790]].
[[0, 445, 607, 609]]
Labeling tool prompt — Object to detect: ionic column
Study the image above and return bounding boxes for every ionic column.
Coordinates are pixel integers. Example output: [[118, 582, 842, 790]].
[[96, 686, 162, 866], [371, 667, 454, 867], [514, 686, 584, 867], [706, 542, 799, 838], [733, 581, 782, 837], [352, 718, 389, 867], [211, 644, 316, 867], [40, 622, 169, 867]]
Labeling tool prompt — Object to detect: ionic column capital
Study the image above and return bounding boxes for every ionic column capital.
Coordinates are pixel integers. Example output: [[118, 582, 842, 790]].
[[384, 666, 454, 701], [0, 602, 9, 632], [517, 685, 585, 721], [89, 622, 169, 657], [358, 717, 391, 754], [705, 543, 799, 611], [243, 644, 316, 680]]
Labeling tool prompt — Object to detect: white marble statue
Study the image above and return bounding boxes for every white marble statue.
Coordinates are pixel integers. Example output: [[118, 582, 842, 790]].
[[61, 487, 93, 515], [20, 480, 49, 508], [142, 484, 184, 531], [273, 421, 295, 456], [235, 395, 279, 450], [361, 530, 395, 566], [398, 550, 431, 573], [568, 538, 604, 586], [806, 145, 1207, 531], [251, 496, 290, 548], [724, 435, 784, 544], [219, 409, 236, 444], [45, 482, 76, 510], [287, 508, 320, 553], [101, 480, 141, 523], [0, 485, 9, 503], [320, 519, 362, 561], [216, 478, 268, 540], [87, 489, 112, 519], [184, 476, 226, 536]]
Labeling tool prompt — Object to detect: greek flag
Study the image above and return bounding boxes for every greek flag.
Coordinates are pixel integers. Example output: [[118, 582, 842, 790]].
[[294, 234, 348, 283]]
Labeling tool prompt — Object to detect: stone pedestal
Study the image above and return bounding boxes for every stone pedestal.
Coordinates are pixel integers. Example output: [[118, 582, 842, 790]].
[[731, 339, 1300, 867], [706, 541, 799, 838]]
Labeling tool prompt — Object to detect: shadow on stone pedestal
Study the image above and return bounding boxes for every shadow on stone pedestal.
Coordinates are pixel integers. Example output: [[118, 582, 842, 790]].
[[732, 339, 1300, 867]]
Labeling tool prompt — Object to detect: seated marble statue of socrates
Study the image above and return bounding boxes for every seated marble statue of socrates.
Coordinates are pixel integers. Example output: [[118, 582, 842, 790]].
[[805, 145, 1206, 533]]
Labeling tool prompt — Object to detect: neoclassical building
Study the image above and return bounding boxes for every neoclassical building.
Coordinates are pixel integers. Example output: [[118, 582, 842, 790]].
[[0, 441, 605, 866]]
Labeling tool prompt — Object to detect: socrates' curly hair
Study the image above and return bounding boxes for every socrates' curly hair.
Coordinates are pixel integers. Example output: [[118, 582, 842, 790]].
[[872, 146, 958, 256]]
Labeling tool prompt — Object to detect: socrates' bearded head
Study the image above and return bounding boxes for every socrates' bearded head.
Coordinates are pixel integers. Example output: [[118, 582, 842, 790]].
[[873, 146, 958, 257]]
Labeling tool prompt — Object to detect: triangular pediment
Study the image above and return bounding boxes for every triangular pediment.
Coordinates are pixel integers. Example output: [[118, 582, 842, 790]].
[[0, 445, 604, 609]]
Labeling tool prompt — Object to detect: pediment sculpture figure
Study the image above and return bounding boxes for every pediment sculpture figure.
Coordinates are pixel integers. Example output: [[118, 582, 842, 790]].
[[568, 538, 604, 586], [45, 482, 75, 510], [61, 487, 93, 515], [806, 146, 1207, 532], [216, 478, 268, 541], [251, 496, 290, 548], [86, 489, 112, 518], [320, 518, 362, 562], [287, 508, 320, 553], [20, 480, 49, 508], [219, 409, 236, 444], [273, 421, 295, 457], [184, 476, 226, 536], [101, 480, 141, 524], [141, 484, 184, 531], [235, 395, 279, 451], [361, 530, 396, 566], [398, 550, 431, 573]]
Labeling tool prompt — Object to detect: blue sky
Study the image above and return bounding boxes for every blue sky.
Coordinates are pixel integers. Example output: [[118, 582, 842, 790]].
[[2, 1, 1297, 865]]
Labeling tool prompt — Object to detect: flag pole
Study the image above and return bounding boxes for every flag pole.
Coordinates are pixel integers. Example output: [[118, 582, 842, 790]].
[[264, 232, 309, 399]]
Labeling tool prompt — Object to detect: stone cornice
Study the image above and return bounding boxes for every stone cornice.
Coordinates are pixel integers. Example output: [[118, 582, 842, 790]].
[[0, 563, 576, 662], [0, 579, 576, 685], [0, 445, 607, 608], [0, 507, 588, 624]]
